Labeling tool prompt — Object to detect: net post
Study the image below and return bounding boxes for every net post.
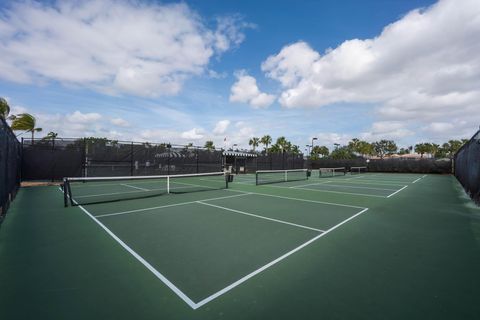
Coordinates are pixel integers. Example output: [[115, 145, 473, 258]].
[[63, 178, 68, 207], [167, 176, 170, 194], [256, 172, 259, 185], [284, 170, 287, 182], [225, 173, 229, 189]]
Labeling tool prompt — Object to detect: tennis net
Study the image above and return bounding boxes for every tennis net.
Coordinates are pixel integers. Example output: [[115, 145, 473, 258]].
[[63, 172, 229, 206], [351, 166, 367, 174], [319, 167, 346, 178], [256, 169, 309, 185]]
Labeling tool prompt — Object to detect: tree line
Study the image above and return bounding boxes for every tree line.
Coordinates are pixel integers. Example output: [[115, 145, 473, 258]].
[[310, 138, 467, 159], [2, 96, 469, 157]]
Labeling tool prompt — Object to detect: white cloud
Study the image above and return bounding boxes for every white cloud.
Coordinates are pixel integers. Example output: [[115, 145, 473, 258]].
[[67, 111, 102, 123], [181, 128, 204, 140], [424, 122, 455, 133], [260, 0, 480, 136], [213, 120, 230, 135], [229, 70, 276, 108], [110, 118, 130, 127], [315, 132, 352, 149], [360, 121, 415, 141], [0, 1, 249, 97]]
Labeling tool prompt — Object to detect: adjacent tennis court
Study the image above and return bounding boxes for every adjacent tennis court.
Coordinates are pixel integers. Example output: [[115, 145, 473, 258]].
[[1, 170, 480, 319]]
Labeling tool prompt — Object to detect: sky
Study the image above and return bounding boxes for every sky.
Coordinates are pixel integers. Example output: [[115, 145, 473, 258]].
[[0, 0, 479, 152]]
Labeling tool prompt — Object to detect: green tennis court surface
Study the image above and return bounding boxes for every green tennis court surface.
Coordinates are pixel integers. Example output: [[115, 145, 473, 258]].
[[1, 173, 480, 319]]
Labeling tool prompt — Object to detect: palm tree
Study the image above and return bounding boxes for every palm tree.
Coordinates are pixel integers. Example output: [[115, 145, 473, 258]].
[[9, 113, 43, 141], [43, 131, 58, 140], [204, 140, 215, 151], [260, 135, 272, 153], [249, 137, 260, 152], [0, 97, 10, 119], [275, 136, 289, 151]]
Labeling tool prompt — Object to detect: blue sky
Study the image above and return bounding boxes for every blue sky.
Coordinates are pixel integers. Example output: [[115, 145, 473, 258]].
[[1, 0, 479, 152]]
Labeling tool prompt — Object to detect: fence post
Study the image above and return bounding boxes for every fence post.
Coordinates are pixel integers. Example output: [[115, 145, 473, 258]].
[[82, 138, 87, 177], [130, 142, 134, 176], [167, 145, 171, 175], [51, 137, 55, 182], [196, 148, 199, 173]]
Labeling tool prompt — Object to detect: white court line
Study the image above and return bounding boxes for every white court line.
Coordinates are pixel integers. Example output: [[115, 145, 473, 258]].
[[292, 186, 387, 198], [75, 187, 168, 198], [229, 189, 366, 210], [60, 187, 369, 309], [292, 181, 332, 188], [387, 185, 408, 198], [266, 184, 386, 198], [95, 193, 252, 218], [326, 180, 406, 187], [193, 207, 369, 309], [301, 183, 399, 191], [345, 176, 366, 180], [197, 201, 324, 233], [121, 184, 150, 191], [68, 199, 198, 309], [350, 178, 416, 184], [412, 175, 427, 184]]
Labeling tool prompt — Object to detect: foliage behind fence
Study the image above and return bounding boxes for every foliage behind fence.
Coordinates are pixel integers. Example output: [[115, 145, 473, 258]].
[[307, 157, 452, 174]]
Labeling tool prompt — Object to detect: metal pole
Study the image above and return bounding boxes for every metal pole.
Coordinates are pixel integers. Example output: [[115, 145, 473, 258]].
[[51, 137, 55, 182], [167, 145, 171, 175], [130, 142, 134, 176]]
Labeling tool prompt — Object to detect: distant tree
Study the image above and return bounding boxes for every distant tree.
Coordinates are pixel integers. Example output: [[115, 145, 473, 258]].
[[311, 145, 329, 158], [347, 138, 360, 153], [0, 97, 10, 120], [260, 135, 272, 153], [441, 140, 466, 158], [373, 140, 397, 159], [42, 131, 58, 140], [330, 146, 355, 159], [414, 143, 431, 158], [269, 144, 282, 153], [291, 144, 301, 155], [398, 148, 410, 155], [430, 143, 440, 157], [248, 137, 260, 152], [204, 140, 215, 151], [356, 141, 374, 157], [275, 136, 289, 151], [9, 113, 42, 141]]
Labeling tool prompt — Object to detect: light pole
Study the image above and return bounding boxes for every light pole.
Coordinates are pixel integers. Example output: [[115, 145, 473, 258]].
[[311, 137, 318, 152]]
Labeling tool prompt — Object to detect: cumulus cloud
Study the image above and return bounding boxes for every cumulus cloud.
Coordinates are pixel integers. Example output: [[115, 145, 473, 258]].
[[213, 120, 230, 135], [110, 118, 130, 127], [0, 1, 249, 97], [181, 128, 204, 140], [260, 0, 480, 138], [360, 121, 415, 141], [67, 111, 102, 123], [229, 70, 276, 108]]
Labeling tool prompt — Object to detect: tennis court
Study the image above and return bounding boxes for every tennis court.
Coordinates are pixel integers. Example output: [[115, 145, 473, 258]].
[[1, 170, 480, 319]]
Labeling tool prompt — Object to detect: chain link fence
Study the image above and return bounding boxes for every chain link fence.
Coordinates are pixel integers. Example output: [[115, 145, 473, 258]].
[[0, 118, 21, 224], [21, 138, 224, 180], [454, 129, 480, 205]]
